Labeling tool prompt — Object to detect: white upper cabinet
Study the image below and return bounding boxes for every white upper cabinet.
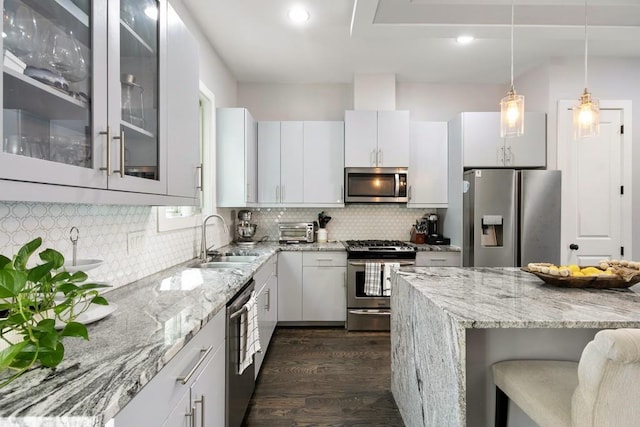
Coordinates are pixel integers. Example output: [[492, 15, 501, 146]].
[[344, 110, 410, 167], [217, 108, 257, 207], [257, 121, 281, 204], [303, 121, 344, 205], [257, 121, 304, 205], [377, 110, 410, 167], [345, 110, 377, 167], [0, 0, 200, 205], [280, 121, 304, 203], [460, 112, 546, 168], [408, 121, 448, 208], [256, 120, 342, 207], [166, 2, 200, 199]]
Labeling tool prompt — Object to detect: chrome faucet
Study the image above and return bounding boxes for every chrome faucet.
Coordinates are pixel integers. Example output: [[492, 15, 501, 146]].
[[200, 214, 229, 261]]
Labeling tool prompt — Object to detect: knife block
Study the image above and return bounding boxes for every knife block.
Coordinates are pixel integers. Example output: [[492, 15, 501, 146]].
[[410, 228, 425, 244]]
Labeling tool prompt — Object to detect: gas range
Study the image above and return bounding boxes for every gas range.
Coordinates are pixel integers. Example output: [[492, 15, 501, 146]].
[[344, 240, 416, 260]]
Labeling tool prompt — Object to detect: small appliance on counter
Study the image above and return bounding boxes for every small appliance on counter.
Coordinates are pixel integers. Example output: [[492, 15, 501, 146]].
[[236, 210, 257, 246], [411, 214, 450, 245], [278, 222, 316, 244]]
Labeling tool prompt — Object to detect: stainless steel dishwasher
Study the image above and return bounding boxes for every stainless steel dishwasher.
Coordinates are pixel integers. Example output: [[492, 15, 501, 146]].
[[226, 279, 256, 427]]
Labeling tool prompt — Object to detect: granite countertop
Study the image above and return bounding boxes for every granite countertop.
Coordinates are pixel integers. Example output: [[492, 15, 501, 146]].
[[411, 244, 460, 252], [0, 241, 345, 425], [396, 267, 640, 328]]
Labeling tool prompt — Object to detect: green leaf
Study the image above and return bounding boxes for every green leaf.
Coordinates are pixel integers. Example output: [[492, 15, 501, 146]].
[[80, 282, 110, 291], [91, 296, 109, 306], [35, 330, 59, 351], [38, 342, 64, 368], [0, 341, 28, 370], [56, 283, 78, 295], [26, 262, 54, 284], [59, 322, 89, 340], [51, 271, 72, 284], [0, 255, 11, 269], [0, 270, 28, 298], [68, 271, 88, 283], [39, 249, 64, 270], [14, 238, 42, 270], [34, 318, 56, 332]]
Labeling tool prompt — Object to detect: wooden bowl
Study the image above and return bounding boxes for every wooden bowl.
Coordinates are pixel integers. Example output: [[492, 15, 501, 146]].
[[520, 266, 640, 289]]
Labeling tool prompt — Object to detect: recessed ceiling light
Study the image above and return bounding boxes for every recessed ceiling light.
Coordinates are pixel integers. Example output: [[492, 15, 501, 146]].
[[288, 7, 310, 23], [456, 35, 475, 45]]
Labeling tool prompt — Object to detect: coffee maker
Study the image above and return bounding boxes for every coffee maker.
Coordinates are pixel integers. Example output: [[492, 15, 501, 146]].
[[236, 210, 257, 246], [425, 213, 451, 245]]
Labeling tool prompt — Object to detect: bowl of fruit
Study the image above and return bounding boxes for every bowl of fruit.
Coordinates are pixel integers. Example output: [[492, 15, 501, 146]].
[[521, 260, 640, 288]]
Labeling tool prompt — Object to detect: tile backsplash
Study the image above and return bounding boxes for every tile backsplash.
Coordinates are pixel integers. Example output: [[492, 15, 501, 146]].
[[238, 205, 437, 242], [0, 202, 438, 291], [0, 202, 232, 291]]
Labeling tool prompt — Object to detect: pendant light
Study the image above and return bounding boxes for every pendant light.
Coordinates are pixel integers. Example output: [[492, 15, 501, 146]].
[[500, 0, 524, 138], [572, 0, 599, 138]]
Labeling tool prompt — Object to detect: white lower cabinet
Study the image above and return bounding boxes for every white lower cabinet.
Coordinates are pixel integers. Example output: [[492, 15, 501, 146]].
[[277, 251, 347, 323], [277, 252, 303, 322], [254, 256, 278, 378], [112, 310, 225, 427], [302, 266, 346, 321], [415, 251, 462, 267]]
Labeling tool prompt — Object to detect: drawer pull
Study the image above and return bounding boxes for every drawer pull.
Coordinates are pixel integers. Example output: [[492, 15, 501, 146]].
[[315, 258, 334, 261], [431, 258, 447, 262], [177, 345, 214, 385]]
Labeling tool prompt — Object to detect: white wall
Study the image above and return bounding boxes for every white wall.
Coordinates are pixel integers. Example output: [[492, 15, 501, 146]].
[[237, 83, 353, 121], [170, 0, 237, 107], [397, 83, 506, 121]]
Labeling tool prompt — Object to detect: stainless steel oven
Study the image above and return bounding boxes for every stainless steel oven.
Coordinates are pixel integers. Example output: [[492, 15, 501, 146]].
[[345, 240, 416, 331]]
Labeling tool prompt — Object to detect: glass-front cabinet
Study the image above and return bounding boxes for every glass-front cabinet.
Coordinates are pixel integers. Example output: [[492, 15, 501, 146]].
[[0, 0, 167, 195]]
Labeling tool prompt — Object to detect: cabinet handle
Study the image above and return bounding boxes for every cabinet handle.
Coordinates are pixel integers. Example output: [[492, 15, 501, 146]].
[[282, 185, 285, 202], [195, 395, 205, 427], [316, 258, 334, 262], [177, 346, 214, 384], [185, 407, 195, 427], [246, 183, 250, 202], [276, 185, 280, 202], [378, 149, 383, 166], [340, 185, 344, 203], [370, 150, 376, 166], [343, 271, 346, 288], [505, 146, 513, 164], [265, 289, 270, 311], [112, 130, 125, 177], [196, 164, 203, 189], [430, 258, 447, 262], [99, 127, 111, 176], [497, 146, 504, 164], [408, 185, 412, 201]]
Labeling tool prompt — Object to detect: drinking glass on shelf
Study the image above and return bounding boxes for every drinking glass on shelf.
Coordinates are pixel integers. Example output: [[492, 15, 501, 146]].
[[2, 1, 38, 58], [43, 26, 87, 82]]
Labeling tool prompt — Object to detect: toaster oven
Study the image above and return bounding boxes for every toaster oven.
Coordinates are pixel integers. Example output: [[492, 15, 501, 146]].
[[278, 222, 316, 243]]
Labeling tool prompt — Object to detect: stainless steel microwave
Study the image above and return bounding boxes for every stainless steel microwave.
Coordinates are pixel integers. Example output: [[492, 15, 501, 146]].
[[344, 167, 408, 203]]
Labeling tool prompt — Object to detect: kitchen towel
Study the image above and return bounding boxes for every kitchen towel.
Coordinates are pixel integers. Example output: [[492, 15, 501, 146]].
[[383, 263, 400, 296], [364, 262, 382, 296], [238, 290, 261, 375]]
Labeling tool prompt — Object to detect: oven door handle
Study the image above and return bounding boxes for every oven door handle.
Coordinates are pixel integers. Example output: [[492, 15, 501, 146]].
[[348, 261, 415, 267], [348, 310, 391, 316]]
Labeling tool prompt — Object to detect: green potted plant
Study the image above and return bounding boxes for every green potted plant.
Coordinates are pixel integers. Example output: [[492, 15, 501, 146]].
[[0, 238, 109, 387]]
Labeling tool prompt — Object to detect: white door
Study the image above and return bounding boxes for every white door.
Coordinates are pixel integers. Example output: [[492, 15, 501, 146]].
[[408, 121, 448, 207], [302, 266, 346, 321], [277, 252, 303, 321], [558, 102, 630, 265]]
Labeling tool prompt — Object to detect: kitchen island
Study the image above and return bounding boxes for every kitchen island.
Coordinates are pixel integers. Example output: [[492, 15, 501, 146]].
[[391, 267, 640, 427]]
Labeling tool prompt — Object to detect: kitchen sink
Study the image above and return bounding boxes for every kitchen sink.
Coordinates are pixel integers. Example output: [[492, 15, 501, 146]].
[[190, 261, 248, 269], [209, 255, 258, 263]]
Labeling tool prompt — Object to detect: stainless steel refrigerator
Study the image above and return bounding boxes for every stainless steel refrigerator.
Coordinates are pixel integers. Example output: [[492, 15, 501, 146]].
[[462, 169, 561, 267]]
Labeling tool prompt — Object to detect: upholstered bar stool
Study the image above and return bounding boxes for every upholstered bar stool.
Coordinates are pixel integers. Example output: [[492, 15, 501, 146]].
[[492, 328, 640, 427]]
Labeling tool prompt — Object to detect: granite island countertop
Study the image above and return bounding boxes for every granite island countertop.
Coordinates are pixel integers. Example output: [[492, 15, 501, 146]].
[[0, 241, 344, 426], [390, 267, 640, 427]]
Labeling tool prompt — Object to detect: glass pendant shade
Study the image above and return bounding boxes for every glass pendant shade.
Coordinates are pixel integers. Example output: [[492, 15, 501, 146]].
[[573, 89, 600, 138], [500, 87, 525, 137]]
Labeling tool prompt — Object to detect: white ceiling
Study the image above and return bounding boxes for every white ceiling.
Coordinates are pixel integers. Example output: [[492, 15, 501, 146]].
[[182, 0, 640, 85]]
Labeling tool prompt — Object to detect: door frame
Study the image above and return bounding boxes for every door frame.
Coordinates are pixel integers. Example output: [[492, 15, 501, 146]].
[[556, 99, 633, 263]]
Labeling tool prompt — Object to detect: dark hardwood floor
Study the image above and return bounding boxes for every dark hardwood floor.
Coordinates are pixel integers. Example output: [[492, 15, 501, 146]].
[[243, 327, 405, 427]]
